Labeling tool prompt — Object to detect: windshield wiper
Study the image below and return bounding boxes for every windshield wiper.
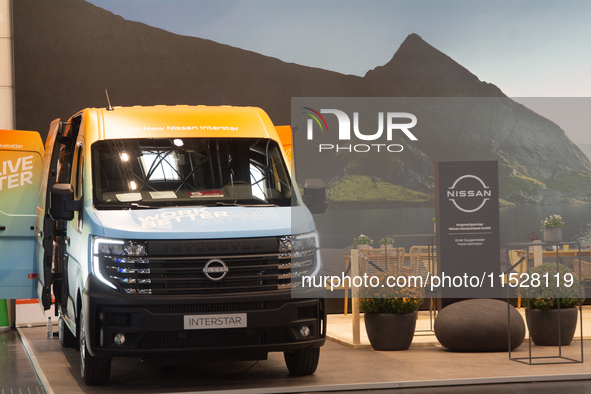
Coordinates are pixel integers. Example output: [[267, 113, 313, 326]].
[[130, 203, 158, 209], [241, 204, 280, 207], [205, 201, 279, 207], [205, 202, 242, 207], [96, 203, 156, 210]]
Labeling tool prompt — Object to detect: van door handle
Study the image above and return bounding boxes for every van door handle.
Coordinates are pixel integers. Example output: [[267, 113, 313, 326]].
[[0, 226, 5, 231]]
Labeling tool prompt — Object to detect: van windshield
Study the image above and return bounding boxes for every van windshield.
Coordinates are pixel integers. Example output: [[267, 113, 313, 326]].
[[91, 138, 293, 209]]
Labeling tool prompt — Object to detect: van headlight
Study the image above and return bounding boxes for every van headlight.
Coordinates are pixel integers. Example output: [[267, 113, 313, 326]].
[[296, 231, 322, 278], [280, 231, 321, 287], [92, 237, 148, 291]]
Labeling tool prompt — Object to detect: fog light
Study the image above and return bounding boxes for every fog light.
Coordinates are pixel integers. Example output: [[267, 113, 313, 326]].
[[114, 333, 126, 345], [299, 326, 311, 338]]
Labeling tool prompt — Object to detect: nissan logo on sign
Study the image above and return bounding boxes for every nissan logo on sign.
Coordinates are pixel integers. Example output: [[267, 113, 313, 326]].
[[446, 174, 491, 213], [202, 259, 229, 281]]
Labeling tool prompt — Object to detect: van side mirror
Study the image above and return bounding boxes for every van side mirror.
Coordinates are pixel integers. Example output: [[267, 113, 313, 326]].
[[50, 184, 82, 221], [302, 179, 327, 214]]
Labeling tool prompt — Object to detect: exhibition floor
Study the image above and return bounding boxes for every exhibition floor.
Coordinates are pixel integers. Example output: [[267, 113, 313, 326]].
[[0, 329, 44, 393], [9, 308, 591, 394]]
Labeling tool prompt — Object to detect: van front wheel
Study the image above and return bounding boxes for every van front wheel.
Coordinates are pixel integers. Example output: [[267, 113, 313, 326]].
[[79, 312, 111, 385], [58, 310, 76, 348], [284, 347, 320, 375]]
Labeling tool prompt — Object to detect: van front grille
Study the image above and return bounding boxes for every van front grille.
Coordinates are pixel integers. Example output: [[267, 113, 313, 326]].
[[143, 301, 289, 314], [138, 327, 291, 349], [98, 237, 316, 295]]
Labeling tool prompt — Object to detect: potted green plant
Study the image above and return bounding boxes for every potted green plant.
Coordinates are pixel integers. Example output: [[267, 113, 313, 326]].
[[540, 214, 564, 243], [359, 271, 424, 350], [379, 237, 394, 249], [354, 234, 373, 250], [525, 262, 585, 346]]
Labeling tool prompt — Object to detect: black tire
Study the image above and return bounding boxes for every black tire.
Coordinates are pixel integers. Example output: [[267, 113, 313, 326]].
[[58, 309, 77, 348], [284, 347, 320, 376], [79, 312, 111, 385]]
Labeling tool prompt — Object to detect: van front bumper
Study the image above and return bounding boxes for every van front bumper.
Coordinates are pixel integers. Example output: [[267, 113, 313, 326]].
[[82, 274, 326, 358]]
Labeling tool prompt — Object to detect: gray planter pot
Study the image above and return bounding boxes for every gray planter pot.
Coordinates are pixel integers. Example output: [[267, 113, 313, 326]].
[[542, 227, 563, 243], [364, 312, 417, 351], [526, 307, 578, 346]]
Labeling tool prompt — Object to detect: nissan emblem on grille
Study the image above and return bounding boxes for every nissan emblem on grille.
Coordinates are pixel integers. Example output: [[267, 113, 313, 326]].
[[203, 259, 229, 281]]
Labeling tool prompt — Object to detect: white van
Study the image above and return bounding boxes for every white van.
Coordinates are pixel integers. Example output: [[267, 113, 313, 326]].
[[35, 105, 327, 385]]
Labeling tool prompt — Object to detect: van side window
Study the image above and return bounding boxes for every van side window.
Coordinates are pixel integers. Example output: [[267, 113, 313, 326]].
[[55, 115, 82, 186]]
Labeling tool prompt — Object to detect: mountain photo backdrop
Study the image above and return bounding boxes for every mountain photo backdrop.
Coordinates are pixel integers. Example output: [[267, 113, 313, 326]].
[[13, 0, 591, 209]]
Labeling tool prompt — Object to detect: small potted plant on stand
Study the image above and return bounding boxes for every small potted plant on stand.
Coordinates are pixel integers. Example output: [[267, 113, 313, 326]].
[[359, 272, 424, 350], [379, 237, 394, 250], [525, 262, 585, 346], [354, 234, 373, 252], [540, 214, 564, 243]]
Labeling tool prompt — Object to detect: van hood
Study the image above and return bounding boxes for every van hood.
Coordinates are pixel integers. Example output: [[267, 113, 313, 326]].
[[91, 205, 315, 240]]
